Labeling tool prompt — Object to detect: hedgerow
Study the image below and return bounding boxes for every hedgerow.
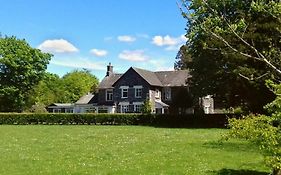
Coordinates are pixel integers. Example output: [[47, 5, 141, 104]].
[[0, 113, 239, 128]]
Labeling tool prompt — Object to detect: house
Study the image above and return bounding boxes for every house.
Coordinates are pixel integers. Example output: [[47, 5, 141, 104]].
[[74, 92, 98, 113], [95, 63, 195, 114], [47, 103, 74, 113], [47, 63, 215, 114], [47, 94, 98, 114]]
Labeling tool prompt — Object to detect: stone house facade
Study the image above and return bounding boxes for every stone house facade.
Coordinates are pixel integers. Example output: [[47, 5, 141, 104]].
[[95, 63, 195, 114]]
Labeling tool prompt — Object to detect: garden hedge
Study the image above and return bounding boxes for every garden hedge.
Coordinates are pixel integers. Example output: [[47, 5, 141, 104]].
[[0, 113, 241, 128]]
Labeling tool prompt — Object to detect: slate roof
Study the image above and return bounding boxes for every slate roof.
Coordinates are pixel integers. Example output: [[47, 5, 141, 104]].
[[155, 70, 190, 87], [75, 93, 97, 104], [132, 67, 163, 87], [48, 103, 74, 107], [98, 67, 190, 88], [98, 73, 122, 89]]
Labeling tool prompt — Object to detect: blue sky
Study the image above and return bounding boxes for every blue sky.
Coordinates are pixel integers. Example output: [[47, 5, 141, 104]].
[[0, 0, 187, 81]]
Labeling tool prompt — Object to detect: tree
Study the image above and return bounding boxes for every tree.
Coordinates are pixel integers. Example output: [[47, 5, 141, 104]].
[[0, 36, 52, 112], [141, 99, 152, 114], [174, 45, 192, 70], [225, 81, 281, 175], [177, 0, 281, 113], [179, 0, 281, 173], [61, 69, 99, 103], [27, 73, 64, 106]]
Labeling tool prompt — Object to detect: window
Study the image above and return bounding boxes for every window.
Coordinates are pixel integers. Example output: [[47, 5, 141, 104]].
[[65, 108, 73, 113], [155, 89, 160, 99], [98, 107, 108, 113], [163, 87, 171, 100], [135, 87, 142, 98], [134, 105, 142, 113], [53, 109, 61, 113], [121, 88, 128, 98], [121, 105, 129, 113], [106, 89, 113, 101]]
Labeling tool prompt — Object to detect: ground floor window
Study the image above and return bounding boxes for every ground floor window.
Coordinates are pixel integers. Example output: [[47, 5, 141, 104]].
[[134, 104, 142, 113], [121, 105, 129, 113], [53, 109, 61, 113], [98, 107, 108, 113], [65, 108, 73, 113], [85, 107, 96, 113]]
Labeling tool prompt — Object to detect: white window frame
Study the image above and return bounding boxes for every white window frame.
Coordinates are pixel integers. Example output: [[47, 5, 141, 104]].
[[120, 86, 129, 99], [163, 87, 171, 100], [53, 108, 61, 113], [134, 85, 143, 98], [121, 105, 129, 113], [106, 89, 113, 101], [133, 102, 143, 113], [155, 89, 160, 99]]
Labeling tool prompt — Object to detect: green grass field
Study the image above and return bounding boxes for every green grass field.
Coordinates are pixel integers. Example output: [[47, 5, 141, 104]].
[[0, 126, 270, 175]]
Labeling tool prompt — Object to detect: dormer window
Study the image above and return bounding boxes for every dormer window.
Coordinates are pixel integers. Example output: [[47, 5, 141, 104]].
[[106, 89, 113, 101]]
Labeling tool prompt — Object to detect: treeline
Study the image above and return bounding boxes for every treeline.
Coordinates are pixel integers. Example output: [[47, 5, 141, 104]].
[[0, 36, 99, 112]]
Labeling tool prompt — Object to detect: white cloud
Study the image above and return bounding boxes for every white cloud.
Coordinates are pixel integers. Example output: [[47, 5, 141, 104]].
[[38, 39, 79, 53], [119, 50, 149, 62], [118, 35, 136, 42], [90, 49, 108, 57], [152, 34, 187, 50], [50, 56, 105, 71]]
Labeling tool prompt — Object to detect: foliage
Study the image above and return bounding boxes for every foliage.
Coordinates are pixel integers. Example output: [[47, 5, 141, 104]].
[[141, 99, 152, 114], [178, 0, 281, 113], [26, 103, 48, 113], [27, 70, 99, 109], [226, 115, 280, 174], [27, 73, 63, 106], [0, 126, 269, 174], [225, 80, 281, 174], [0, 36, 52, 112], [0, 113, 240, 128], [61, 69, 99, 103]]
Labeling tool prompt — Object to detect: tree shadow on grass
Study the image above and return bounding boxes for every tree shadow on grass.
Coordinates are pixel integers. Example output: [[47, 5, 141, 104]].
[[211, 168, 269, 175]]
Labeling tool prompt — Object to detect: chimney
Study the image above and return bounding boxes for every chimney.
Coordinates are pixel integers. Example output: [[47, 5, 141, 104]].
[[106, 62, 113, 76]]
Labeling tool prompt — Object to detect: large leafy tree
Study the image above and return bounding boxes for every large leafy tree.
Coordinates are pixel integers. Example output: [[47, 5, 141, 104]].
[[177, 0, 281, 113], [178, 0, 281, 173], [0, 36, 52, 112], [27, 73, 64, 107], [61, 69, 99, 103], [28, 70, 99, 107]]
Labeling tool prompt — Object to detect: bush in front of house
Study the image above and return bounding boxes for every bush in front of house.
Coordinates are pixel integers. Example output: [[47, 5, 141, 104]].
[[0, 113, 240, 128]]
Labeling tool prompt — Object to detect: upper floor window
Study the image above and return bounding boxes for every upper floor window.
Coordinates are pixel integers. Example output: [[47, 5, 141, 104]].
[[155, 89, 160, 99], [163, 87, 171, 100], [134, 86, 143, 98], [106, 89, 113, 101], [120, 86, 129, 98]]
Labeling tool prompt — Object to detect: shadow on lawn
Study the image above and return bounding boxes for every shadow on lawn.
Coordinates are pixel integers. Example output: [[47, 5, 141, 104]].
[[211, 168, 269, 175]]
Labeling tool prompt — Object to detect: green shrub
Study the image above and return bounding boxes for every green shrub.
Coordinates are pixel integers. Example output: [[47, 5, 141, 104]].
[[0, 113, 240, 128]]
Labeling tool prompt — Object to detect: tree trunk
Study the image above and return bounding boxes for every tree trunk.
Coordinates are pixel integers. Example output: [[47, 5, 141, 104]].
[[273, 169, 281, 175]]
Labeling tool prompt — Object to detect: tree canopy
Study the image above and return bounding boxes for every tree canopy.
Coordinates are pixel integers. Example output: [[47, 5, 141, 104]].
[[176, 0, 281, 113], [28, 70, 99, 107], [0, 36, 52, 112], [61, 69, 99, 103]]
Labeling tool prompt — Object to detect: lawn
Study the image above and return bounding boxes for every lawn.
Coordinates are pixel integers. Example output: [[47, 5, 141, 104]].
[[0, 125, 270, 175]]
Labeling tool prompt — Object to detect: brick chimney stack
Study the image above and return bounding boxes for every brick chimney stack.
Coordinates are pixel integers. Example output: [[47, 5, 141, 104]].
[[106, 62, 113, 76]]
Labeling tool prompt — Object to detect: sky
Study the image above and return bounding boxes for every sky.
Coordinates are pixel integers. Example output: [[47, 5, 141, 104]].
[[0, 0, 187, 81]]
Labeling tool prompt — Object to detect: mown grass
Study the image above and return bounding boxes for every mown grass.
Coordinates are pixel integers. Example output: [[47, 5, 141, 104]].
[[0, 126, 270, 175]]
